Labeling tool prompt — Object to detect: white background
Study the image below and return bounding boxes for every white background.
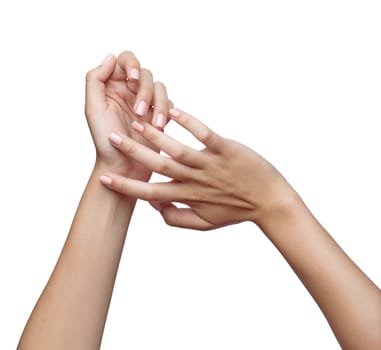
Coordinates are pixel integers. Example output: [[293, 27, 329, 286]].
[[1, 0, 380, 349]]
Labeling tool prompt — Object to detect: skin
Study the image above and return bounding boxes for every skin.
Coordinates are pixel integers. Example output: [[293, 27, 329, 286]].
[[100, 109, 381, 349], [17, 51, 171, 350]]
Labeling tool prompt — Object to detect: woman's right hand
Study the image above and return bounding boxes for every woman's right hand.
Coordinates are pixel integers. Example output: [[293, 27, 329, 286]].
[[100, 109, 299, 230]]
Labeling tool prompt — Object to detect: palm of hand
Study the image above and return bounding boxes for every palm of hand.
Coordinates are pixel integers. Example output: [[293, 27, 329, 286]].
[[88, 71, 156, 181]]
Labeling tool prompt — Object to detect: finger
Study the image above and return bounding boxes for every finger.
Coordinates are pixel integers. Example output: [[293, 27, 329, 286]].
[[149, 200, 171, 212], [168, 108, 224, 150], [151, 82, 169, 130], [150, 202, 214, 230], [126, 78, 139, 95], [164, 100, 174, 127], [108, 132, 191, 180], [99, 175, 191, 203], [116, 50, 141, 81], [133, 68, 154, 117], [85, 54, 116, 116], [131, 120, 208, 168]]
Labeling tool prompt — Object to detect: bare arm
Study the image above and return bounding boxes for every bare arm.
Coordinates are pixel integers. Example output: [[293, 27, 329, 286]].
[[100, 109, 381, 349], [17, 52, 170, 350], [257, 195, 381, 350], [17, 165, 134, 350]]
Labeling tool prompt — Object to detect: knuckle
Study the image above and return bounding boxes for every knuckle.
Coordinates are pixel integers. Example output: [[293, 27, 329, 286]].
[[123, 50, 134, 57], [142, 185, 156, 199], [122, 141, 136, 155], [120, 50, 136, 62], [154, 81, 166, 91], [141, 68, 153, 79], [85, 69, 96, 82], [154, 104, 168, 117], [183, 187, 197, 202], [163, 214, 176, 227], [171, 147, 186, 161], [199, 128, 215, 144], [180, 113, 190, 125], [138, 87, 152, 101], [156, 158, 171, 174]]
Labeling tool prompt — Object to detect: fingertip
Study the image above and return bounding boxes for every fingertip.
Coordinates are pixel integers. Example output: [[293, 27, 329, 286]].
[[132, 120, 145, 133], [87, 53, 116, 84], [101, 53, 115, 66], [109, 132, 123, 145], [134, 100, 148, 117], [129, 68, 140, 80], [155, 113, 166, 129], [100, 175, 113, 186], [169, 108, 181, 118]]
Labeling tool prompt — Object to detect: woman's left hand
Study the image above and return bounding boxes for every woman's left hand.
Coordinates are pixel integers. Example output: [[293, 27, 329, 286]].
[[85, 50, 171, 181]]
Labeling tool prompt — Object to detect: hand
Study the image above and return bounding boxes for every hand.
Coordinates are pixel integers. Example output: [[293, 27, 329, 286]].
[[85, 51, 171, 181], [99, 109, 298, 230]]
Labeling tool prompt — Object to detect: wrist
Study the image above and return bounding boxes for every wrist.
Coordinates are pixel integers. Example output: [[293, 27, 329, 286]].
[[94, 156, 131, 176], [91, 161, 135, 205], [251, 184, 305, 231], [94, 156, 152, 182]]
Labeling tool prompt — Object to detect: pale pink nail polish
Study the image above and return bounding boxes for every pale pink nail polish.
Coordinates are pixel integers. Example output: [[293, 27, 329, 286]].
[[135, 101, 147, 116], [169, 108, 180, 117], [109, 132, 122, 145], [101, 53, 114, 65], [100, 175, 112, 185], [156, 113, 165, 128], [130, 68, 140, 80], [132, 121, 144, 132]]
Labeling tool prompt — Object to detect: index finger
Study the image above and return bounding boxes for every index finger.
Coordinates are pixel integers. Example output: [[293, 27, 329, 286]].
[[168, 109, 224, 150]]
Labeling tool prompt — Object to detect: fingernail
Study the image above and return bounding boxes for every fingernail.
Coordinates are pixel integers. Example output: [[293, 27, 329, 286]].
[[132, 121, 144, 132], [169, 108, 180, 117], [109, 132, 122, 145], [156, 113, 165, 128], [130, 68, 140, 80], [135, 101, 147, 116], [100, 175, 112, 185], [101, 53, 114, 65]]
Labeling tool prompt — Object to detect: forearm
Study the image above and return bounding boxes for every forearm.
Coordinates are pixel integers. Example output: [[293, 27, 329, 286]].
[[18, 163, 135, 350], [256, 194, 381, 349]]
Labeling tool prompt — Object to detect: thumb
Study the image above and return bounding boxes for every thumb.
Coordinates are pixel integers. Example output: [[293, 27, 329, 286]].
[[149, 201, 214, 231], [85, 53, 116, 116]]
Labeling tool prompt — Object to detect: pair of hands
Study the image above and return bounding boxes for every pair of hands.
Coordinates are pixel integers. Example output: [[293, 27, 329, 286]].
[[86, 51, 296, 230]]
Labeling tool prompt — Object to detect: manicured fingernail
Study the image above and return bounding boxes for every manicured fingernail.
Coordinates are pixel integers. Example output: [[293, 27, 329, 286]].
[[156, 113, 165, 128], [100, 175, 112, 185], [169, 108, 180, 117], [109, 132, 122, 145], [135, 101, 147, 116], [132, 121, 144, 132], [101, 53, 114, 65], [129, 68, 140, 80]]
